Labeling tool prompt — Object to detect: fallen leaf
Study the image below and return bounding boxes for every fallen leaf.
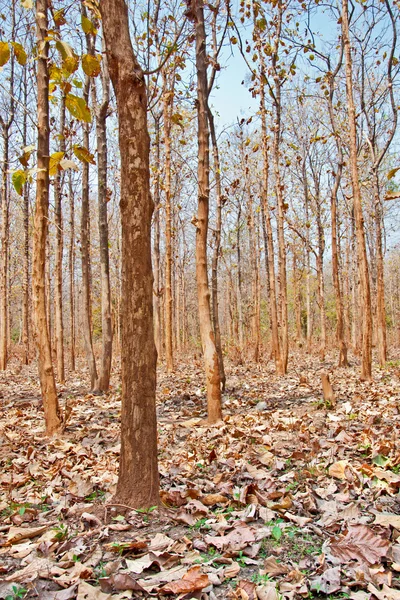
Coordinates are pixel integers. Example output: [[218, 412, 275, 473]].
[[326, 525, 390, 564]]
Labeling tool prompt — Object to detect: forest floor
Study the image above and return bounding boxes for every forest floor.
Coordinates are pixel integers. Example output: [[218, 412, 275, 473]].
[[0, 351, 400, 600]]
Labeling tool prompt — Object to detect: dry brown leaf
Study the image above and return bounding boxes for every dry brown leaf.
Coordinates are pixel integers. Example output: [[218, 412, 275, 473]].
[[6, 525, 49, 545], [256, 583, 279, 600], [327, 525, 390, 564], [310, 566, 341, 594], [367, 583, 400, 600], [328, 460, 349, 480], [263, 556, 290, 576], [205, 523, 256, 551], [373, 513, 400, 529], [201, 493, 228, 506], [77, 581, 112, 599], [159, 566, 209, 595]]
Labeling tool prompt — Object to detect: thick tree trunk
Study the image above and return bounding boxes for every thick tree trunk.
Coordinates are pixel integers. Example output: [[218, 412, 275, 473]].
[[54, 94, 66, 383], [191, 0, 222, 422], [342, 0, 372, 380], [100, 0, 159, 507], [33, 0, 62, 435]]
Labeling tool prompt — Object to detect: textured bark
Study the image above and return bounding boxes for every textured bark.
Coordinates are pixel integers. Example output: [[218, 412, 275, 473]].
[[80, 70, 98, 390], [100, 0, 159, 507], [93, 46, 113, 392], [22, 66, 30, 365], [190, 0, 222, 422], [326, 53, 348, 367], [153, 115, 162, 361], [162, 77, 174, 373], [0, 2, 14, 371], [54, 94, 66, 383], [209, 109, 226, 390], [68, 174, 75, 372], [342, 0, 372, 380], [271, 2, 288, 373], [33, 0, 62, 435]]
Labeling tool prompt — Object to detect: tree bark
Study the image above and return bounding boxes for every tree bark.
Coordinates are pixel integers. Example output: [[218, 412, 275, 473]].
[[100, 0, 159, 507], [342, 0, 372, 380], [54, 93, 66, 383], [93, 43, 113, 392], [33, 0, 62, 435], [68, 173, 75, 371], [190, 0, 222, 422]]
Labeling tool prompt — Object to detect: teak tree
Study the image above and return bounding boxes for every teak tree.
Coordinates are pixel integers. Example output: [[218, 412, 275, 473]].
[[100, 0, 159, 507]]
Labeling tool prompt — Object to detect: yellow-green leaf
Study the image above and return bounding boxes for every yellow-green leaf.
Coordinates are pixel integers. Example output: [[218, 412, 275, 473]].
[[0, 41, 10, 67], [73, 145, 95, 164], [49, 151, 64, 176], [53, 9, 66, 27], [65, 94, 92, 123], [12, 170, 27, 195], [20, 0, 33, 7], [81, 53, 101, 77], [81, 15, 97, 35], [10, 42, 27, 66]]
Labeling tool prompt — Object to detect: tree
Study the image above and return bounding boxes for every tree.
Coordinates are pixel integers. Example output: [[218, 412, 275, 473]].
[[32, 0, 62, 435], [187, 0, 222, 423], [342, 0, 372, 380], [100, 0, 159, 507]]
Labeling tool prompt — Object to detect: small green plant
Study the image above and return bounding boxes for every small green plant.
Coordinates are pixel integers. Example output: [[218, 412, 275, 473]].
[[94, 562, 107, 581], [271, 524, 282, 542], [5, 585, 27, 600], [192, 517, 211, 531], [135, 505, 157, 514], [85, 489, 106, 502], [235, 551, 247, 567], [251, 572, 272, 584], [52, 523, 69, 541]]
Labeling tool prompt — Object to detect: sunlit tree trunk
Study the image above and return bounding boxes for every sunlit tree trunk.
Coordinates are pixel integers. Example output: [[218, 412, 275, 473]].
[[190, 0, 222, 422], [153, 114, 162, 361], [101, 0, 159, 507], [342, 0, 372, 379], [54, 93, 66, 383], [33, 0, 62, 435], [68, 173, 75, 372]]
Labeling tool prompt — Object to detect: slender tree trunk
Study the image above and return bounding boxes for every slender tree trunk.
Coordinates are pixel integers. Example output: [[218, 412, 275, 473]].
[[315, 201, 326, 360], [342, 0, 372, 380], [54, 94, 66, 383], [68, 174, 75, 371], [33, 0, 62, 435], [81, 73, 98, 389], [191, 0, 222, 422], [101, 0, 159, 507], [93, 50, 113, 391], [373, 172, 387, 366], [162, 78, 174, 373], [237, 205, 244, 356], [153, 115, 162, 360], [327, 62, 348, 366], [209, 109, 226, 390], [0, 131, 10, 371], [22, 67, 30, 365]]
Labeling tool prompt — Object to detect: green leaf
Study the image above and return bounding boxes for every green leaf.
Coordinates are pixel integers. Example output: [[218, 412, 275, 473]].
[[65, 94, 92, 123], [81, 53, 101, 77], [73, 145, 95, 164], [372, 454, 390, 467], [81, 15, 97, 35], [49, 151, 65, 176], [271, 525, 282, 542], [0, 41, 10, 67], [11, 42, 27, 66], [12, 170, 27, 196]]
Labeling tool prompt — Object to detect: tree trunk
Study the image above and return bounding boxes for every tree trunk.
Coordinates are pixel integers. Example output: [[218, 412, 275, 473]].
[[80, 72, 98, 390], [342, 0, 372, 380], [209, 109, 226, 390], [162, 78, 174, 373], [0, 130, 10, 371], [33, 0, 62, 435], [93, 47, 113, 392], [190, 0, 222, 422], [54, 94, 66, 383], [68, 173, 75, 372], [22, 66, 30, 365], [100, 0, 159, 507], [153, 115, 162, 361]]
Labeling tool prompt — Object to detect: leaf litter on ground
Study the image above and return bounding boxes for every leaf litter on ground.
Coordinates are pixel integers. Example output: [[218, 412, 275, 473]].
[[0, 352, 400, 599]]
